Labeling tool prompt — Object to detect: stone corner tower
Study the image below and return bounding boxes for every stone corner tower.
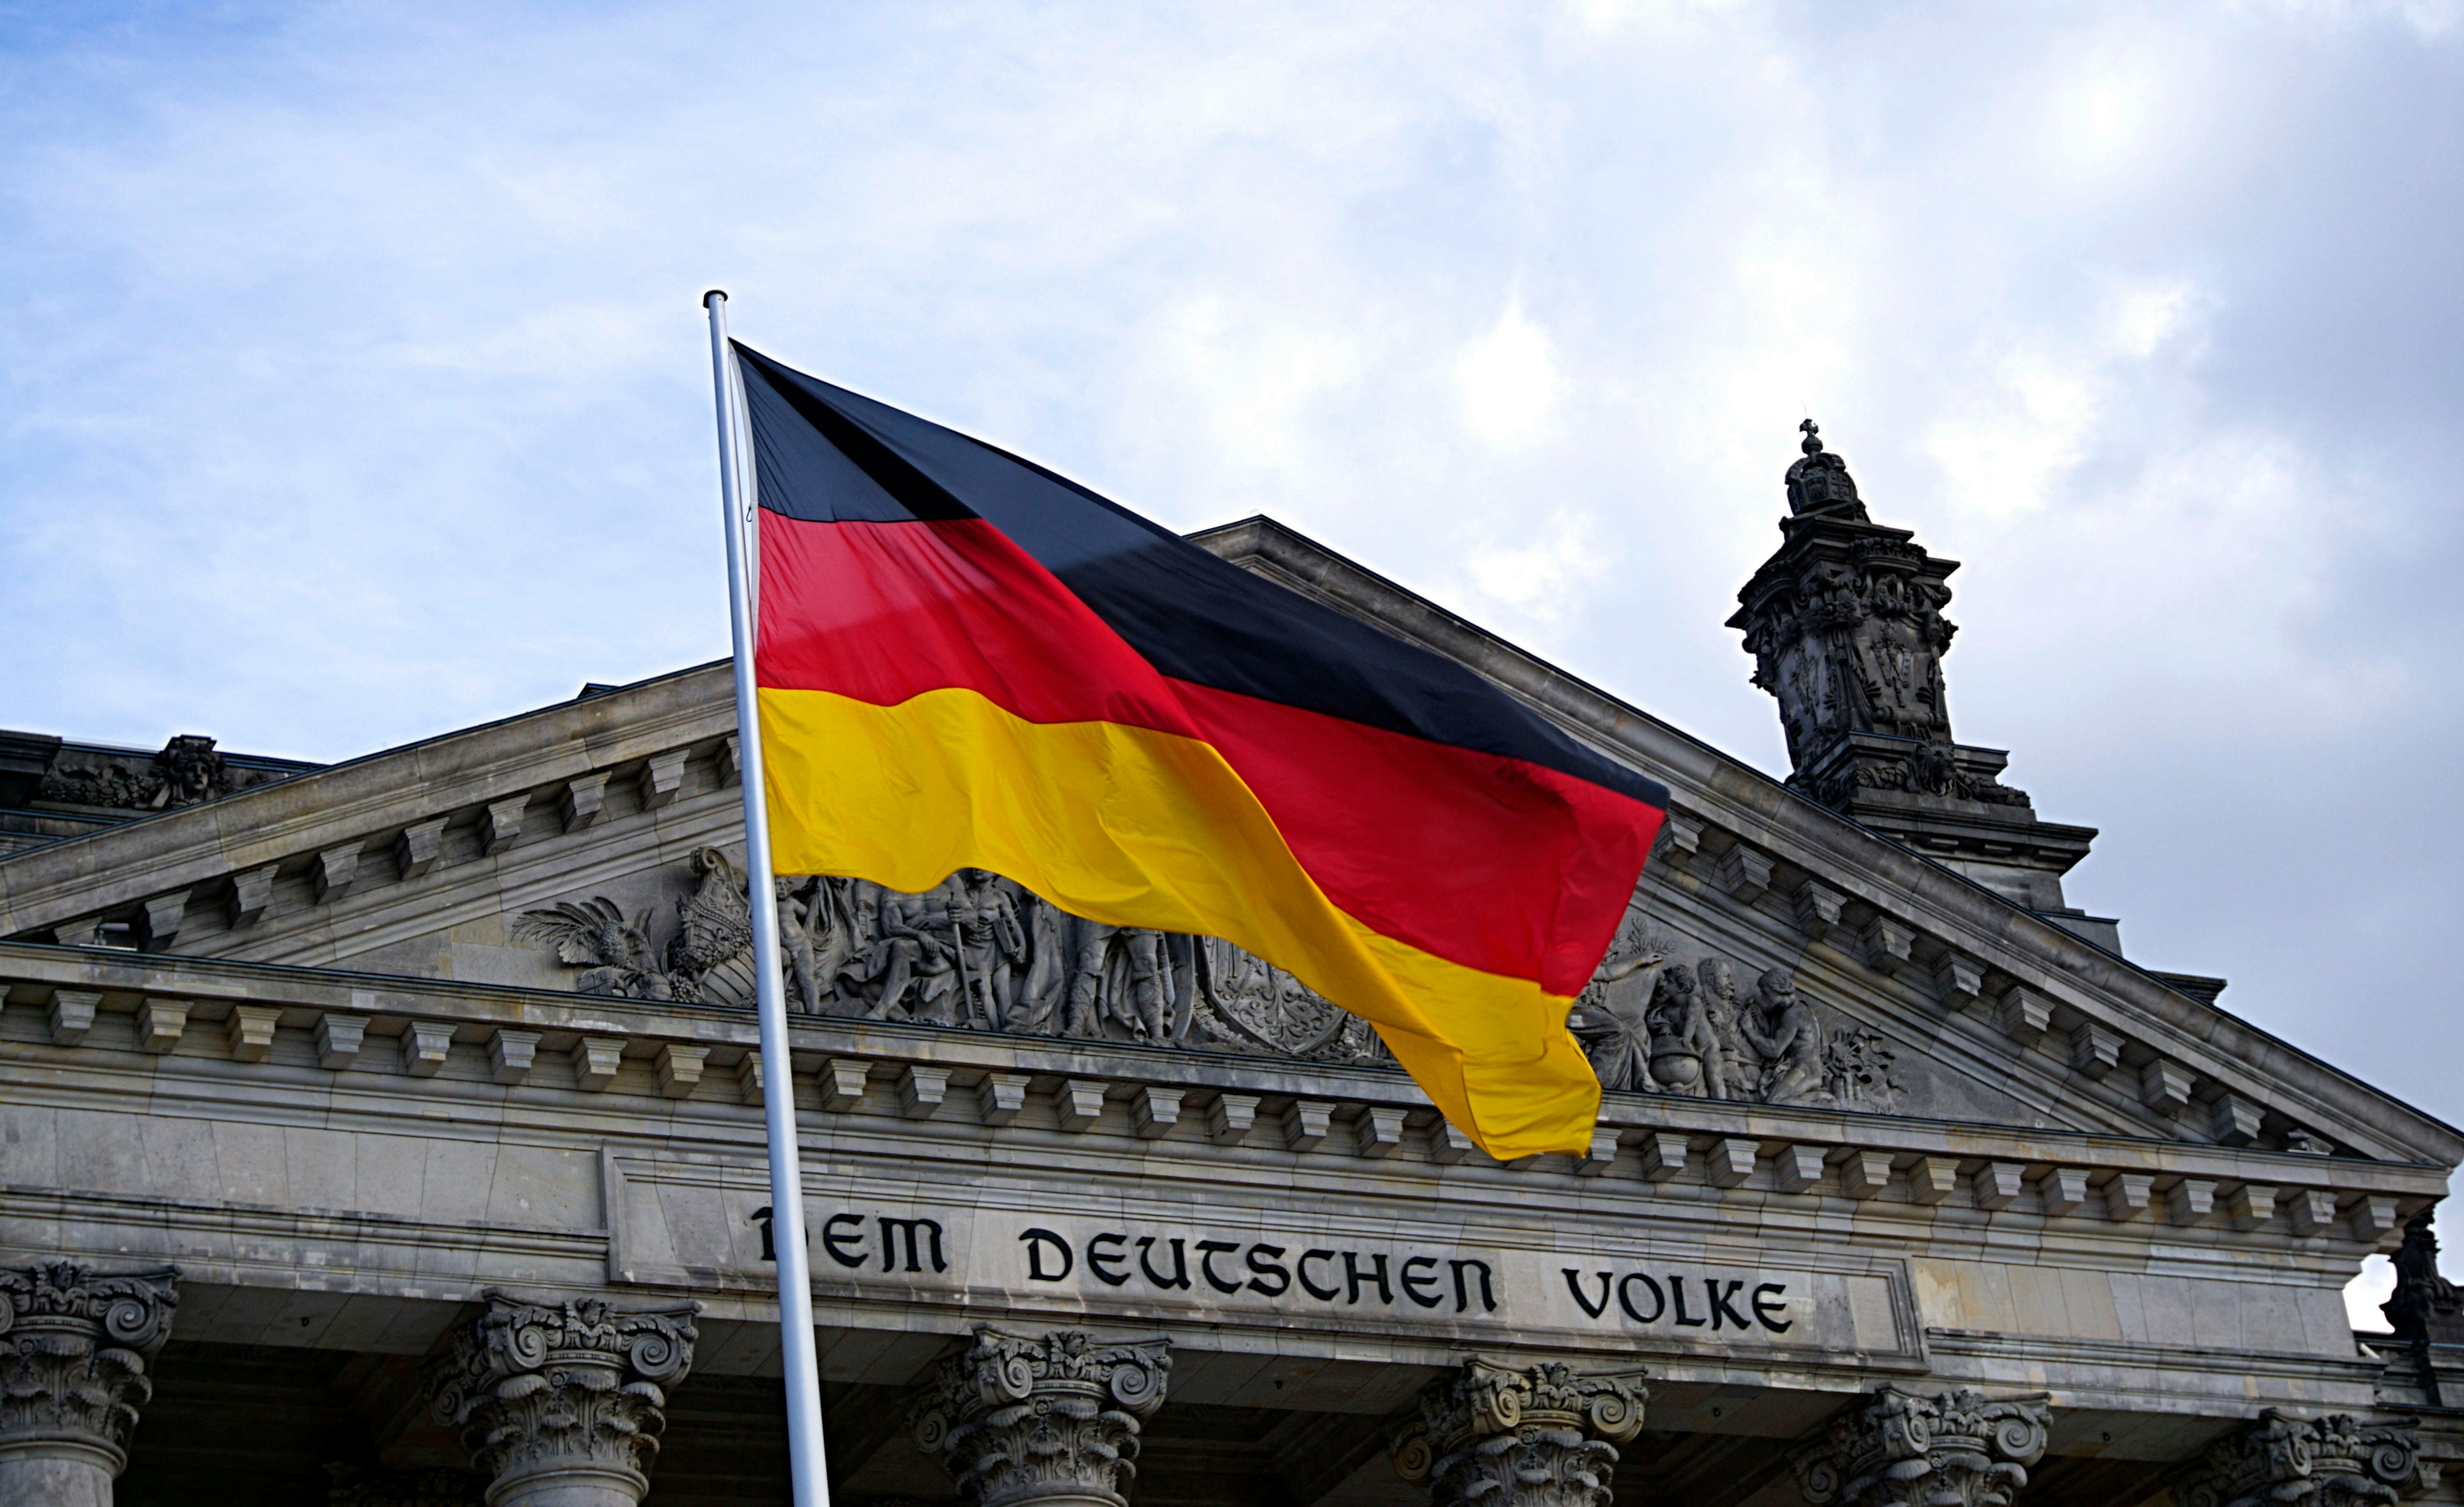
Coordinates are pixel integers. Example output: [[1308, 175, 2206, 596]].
[[1727, 421, 2103, 933]]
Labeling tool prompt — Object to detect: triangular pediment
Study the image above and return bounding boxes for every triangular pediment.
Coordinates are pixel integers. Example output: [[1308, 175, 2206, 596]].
[[3, 523, 2454, 1172]]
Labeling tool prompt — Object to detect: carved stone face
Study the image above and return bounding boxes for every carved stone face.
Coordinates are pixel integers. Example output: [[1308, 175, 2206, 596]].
[[1696, 958, 1737, 1002], [1757, 968, 1796, 1010]]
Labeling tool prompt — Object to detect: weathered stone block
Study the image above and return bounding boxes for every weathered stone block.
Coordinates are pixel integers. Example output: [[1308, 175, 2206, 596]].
[[478, 795, 529, 856], [228, 864, 276, 928], [2069, 1022, 2122, 1079], [1997, 987, 2050, 1045], [2039, 1166, 2090, 1216], [1793, 880, 1846, 945], [2350, 1195, 2403, 1245], [1206, 1092, 1258, 1146], [1775, 1144, 1827, 1193], [1133, 1085, 1183, 1139], [559, 771, 609, 832], [401, 1021, 454, 1076], [141, 889, 190, 949], [1840, 1149, 1893, 1199], [1285, 1100, 1334, 1152], [638, 749, 689, 810], [2105, 1172, 2155, 1221], [571, 1036, 624, 1091], [394, 817, 446, 879], [135, 999, 188, 1054], [226, 1005, 279, 1061], [1933, 952, 1985, 1012], [316, 1013, 367, 1069], [899, 1064, 949, 1119], [1653, 811, 1703, 872], [312, 841, 361, 904], [1576, 1128, 1620, 1176], [1432, 1121, 1477, 1165], [1639, 1133, 1688, 1181], [2161, 1176, 2230, 1231], [48, 989, 99, 1047], [818, 1059, 869, 1112], [2287, 1188, 2339, 1237], [656, 1044, 708, 1098], [2141, 1059, 2194, 1115], [2226, 1183, 2277, 1231], [1717, 845, 1772, 904], [1862, 917, 1914, 975], [1055, 1079, 1105, 1130], [978, 1072, 1029, 1126], [2211, 1093, 2263, 1146], [1974, 1162, 2025, 1211], [720, 734, 742, 787], [1356, 1105, 1407, 1158], [1707, 1138, 1757, 1188], [490, 1028, 540, 1084], [736, 1051, 765, 1106], [1908, 1157, 1958, 1204]]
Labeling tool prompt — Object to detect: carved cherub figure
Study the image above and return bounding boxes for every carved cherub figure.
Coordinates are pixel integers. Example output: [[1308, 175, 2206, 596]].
[[1694, 958, 1756, 1101]]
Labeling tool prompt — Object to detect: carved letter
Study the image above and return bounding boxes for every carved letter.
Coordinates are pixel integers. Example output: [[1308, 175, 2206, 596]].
[[1619, 1273, 1668, 1324], [1086, 1233, 1131, 1287], [1671, 1277, 1704, 1327], [1136, 1236, 1191, 1291], [1401, 1256, 1444, 1309], [1449, 1259, 1497, 1314], [1344, 1252, 1393, 1306], [1021, 1229, 1073, 1282], [879, 1218, 947, 1274], [1244, 1245, 1290, 1297], [821, 1214, 867, 1269], [1708, 1280, 1751, 1331], [1195, 1241, 1242, 1295], [1565, 1268, 1613, 1319], [1753, 1283, 1793, 1333], [1296, 1250, 1340, 1301]]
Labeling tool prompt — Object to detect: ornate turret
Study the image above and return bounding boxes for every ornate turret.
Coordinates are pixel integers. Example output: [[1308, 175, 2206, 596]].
[[1728, 424, 2107, 938]]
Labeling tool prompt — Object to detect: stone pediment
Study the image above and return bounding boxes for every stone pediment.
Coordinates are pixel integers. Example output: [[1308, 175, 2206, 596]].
[[1, 524, 2455, 1179]]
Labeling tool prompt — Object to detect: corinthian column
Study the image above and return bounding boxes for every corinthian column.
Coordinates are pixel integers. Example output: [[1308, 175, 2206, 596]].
[[2172, 1410, 2428, 1507], [1790, 1387, 2051, 1507], [1390, 1358, 1649, 1507], [425, 1290, 698, 1507], [0, 1262, 179, 1507], [913, 1327, 1172, 1507]]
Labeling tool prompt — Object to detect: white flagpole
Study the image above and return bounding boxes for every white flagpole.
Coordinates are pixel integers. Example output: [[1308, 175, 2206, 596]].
[[702, 289, 833, 1507]]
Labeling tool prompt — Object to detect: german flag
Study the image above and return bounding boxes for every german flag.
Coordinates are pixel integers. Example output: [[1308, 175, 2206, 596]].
[[736, 345, 1669, 1158]]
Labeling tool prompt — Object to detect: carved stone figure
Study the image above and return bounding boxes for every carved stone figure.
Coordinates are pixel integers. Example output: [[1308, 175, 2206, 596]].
[[510, 898, 674, 1001], [516, 862, 1901, 1105], [664, 848, 754, 1002], [1391, 1358, 1648, 1507], [1745, 968, 1825, 1104], [2384, 1212, 2464, 1345], [2172, 1411, 2426, 1507], [425, 1291, 699, 1507], [913, 1327, 1171, 1507], [1791, 1387, 2050, 1507], [0, 1261, 180, 1504]]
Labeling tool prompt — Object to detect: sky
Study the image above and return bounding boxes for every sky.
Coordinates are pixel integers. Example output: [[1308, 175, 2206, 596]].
[[3, 1, 2459, 1320]]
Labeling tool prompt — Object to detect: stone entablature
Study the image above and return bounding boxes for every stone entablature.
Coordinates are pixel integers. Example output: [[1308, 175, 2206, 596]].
[[0, 941, 2433, 1257]]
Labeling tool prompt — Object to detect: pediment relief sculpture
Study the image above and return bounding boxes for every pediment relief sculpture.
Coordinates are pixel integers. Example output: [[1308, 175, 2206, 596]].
[[1570, 916, 1900, 1110], [512, 852, 1389, 1067], [511, 854, 1915, 1093]]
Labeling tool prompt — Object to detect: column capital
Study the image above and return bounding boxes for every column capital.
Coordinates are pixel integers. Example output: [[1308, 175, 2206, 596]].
[[914, 1326, 1172, 1507], [1391, 1358, 1649, 1507], [2174, 1411, 2429, 1507], [1790, 1386, 2050, 1507], [426, 1290, 698, 1507], [0, 1261, 179, 1478]]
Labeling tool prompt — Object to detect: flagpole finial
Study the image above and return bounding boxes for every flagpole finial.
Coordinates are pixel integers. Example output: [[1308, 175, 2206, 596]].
[[702, 287, 729, 308]]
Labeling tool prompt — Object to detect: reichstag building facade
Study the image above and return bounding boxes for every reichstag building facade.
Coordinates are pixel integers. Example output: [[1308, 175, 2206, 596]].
[[1, 433, 2457, 1507]]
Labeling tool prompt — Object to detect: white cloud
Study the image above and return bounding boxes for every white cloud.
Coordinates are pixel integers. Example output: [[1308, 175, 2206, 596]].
[[1457, 297, 1563, 449]]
